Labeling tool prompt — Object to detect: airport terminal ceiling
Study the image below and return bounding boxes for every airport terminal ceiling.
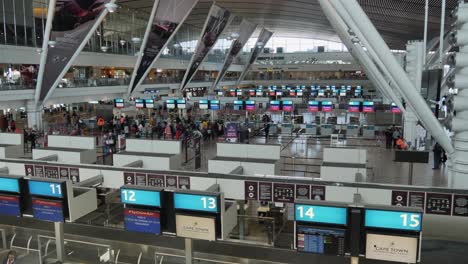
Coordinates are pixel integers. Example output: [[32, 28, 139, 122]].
[[118, 0, 459, 49]]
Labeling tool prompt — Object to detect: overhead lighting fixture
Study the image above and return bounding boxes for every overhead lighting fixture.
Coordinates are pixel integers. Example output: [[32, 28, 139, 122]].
[[226, 36, 232, 41], [36, 48, 42, 54], [230, 32, 240, 39], [173, 43, 181, 49], [101, 46, 109, 52], [105, 2, 118, 13], [48, 40, 56, 48], [120, 39, 126, 46]]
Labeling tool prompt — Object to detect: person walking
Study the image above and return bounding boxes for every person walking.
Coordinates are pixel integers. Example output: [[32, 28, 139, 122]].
[[264, 123, 270, 142], [433, 142, 443, 170]]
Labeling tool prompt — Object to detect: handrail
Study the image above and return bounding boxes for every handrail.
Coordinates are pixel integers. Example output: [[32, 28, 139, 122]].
[[44, 239, 53, 258], [137, 251, 143, 264], [115, 249, 120, 264], [154, 252, 240, 264], [26, 236, 33, 255], [9, 234, 16, 249]]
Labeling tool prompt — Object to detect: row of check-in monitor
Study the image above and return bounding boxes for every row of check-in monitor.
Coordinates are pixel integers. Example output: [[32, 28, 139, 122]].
[[0, 174, 423, 263]]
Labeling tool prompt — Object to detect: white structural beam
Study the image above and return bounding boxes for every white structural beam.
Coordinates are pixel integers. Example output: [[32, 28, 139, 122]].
[[318, 0, 406, 114], [333, 0, 454, 155], [34, 0, 57, 107]]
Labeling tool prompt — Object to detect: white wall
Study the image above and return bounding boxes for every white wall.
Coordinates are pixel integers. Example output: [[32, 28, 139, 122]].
[[48, 135, 96, 150], [217, 143, 281, 160], [0, 133, 23, 146], [32, 149, 96, 164], [113, 154, 179, 170], [126, 139, 181, 155], [323, 148, 367, 164]]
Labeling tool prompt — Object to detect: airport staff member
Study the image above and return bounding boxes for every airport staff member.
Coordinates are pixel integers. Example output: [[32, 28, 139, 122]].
[[3, 250, 16, 264]]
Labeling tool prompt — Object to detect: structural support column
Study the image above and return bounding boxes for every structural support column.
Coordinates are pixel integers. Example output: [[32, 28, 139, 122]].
[[185, 238, 193, 264], [26, 100, 42, 131], [318, 0, 406, 114], [333, 0, 454, 155], [404, 41, 425, 149], [55, 222, 65, 262]]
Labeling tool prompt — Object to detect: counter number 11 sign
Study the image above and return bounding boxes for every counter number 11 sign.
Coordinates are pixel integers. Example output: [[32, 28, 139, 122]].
[[295, 204, 347, 225]]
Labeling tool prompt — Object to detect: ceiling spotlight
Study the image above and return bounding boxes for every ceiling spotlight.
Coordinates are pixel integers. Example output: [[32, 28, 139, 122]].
[[230, 32, 240, 39], [131, 37, 141, 44], [120, 39, 126, 46], [105, 2, 118, 13], [36, 48, 42, 54], [101, 46, 109, 52], [48, 40, 56, 48], [226, 36, 232, 41], [173, 43, 181, 49]]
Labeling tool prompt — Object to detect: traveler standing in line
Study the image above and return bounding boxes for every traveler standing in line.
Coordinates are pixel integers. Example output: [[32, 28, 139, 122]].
[[264, 123, 270, 142], [433, 142, 443, 170]]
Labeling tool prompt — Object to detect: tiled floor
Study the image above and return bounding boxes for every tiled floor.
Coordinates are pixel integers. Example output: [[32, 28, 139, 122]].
[[180, 134, 448, 188]]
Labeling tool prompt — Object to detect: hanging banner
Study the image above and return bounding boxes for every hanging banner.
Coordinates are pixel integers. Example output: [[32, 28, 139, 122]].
[[39, 0, 111, 102], [180, 4, 233, 90], [236, 28, 273, 85], [128, 0, 198, 94], [210, 19, 257, 91]]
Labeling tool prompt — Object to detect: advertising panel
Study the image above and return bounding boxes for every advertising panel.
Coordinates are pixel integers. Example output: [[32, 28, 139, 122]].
[[392, 191, 409, 206], [176, 214, 216, 241], [425, 193, 452, 215], [211, 19, 257, 91], [148, 174, 165, 187], [135, 99, 145, 109], [259, 182, 273, 201], [129, 0, 198, 93], [273, 183, 295, 203], [245, 100, 256, 111], [362, 102, 375, 113], [114, 99, 125, 108], [225, 123, 238, 142], [348, 101, 361, 113], [44, 166, 59, 179], [25, 164, 34, 176], [321, 101, 333, 112], [32, 198, 64, 222], [180, 4, 233, 90], [124, 208, 161, 235], [237, 28, 273, 84], [295, 184, 310, 200], [270, 100, 280, 111], [365, 233, 418, 263], [453, 195, 468, 217], [39, 0, 111, 101]]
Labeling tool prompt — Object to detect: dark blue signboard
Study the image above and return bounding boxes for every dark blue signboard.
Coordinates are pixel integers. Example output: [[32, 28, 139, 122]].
[[0, 195, 21, 217], [124, 208, 161, 235], [32, 198, 64, 222], [210, 100, 220, 110]]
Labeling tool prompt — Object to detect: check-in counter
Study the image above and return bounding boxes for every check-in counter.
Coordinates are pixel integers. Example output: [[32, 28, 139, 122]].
[[208, 156, 279, 175], [305, 124, 317, 135], [320, 148, 367, 183], [363, 125, 376, 138], [0, 133, 24, 159], [320, 124, 334, 136], [113, 151, 180, 170], [32, 147, 97, 164], [281, 123, 293, 135], [346, 125, 359, 137]]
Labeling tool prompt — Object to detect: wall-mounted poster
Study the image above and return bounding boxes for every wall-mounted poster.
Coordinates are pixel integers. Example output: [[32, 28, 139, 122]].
[[426, 193, 453, 215], [135, 173, 147, 186], [408, 192, 425, 210], [295, 184, 310, 200], [44, 166, 59, 179], [123, 172, 136, 185], [166, 175, 178, 188], [34, 165, 44, 178], [259, 182, 273, 201], [69, 168, 80, 183], [25, 164, 34, 176], [452, 195, 468, 217], [245, 181, 258, 200], [311, 186, 326, 200], [391, 191, 408, 207], [59, 167, 70, 179], [148, 174, 165, 187], [178, 176, 190, 190], [273, 183, 295, 203]]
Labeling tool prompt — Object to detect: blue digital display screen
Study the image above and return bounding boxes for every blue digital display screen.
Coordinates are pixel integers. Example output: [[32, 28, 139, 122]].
[[295, 204, 347, 225], [174, 193, 219, 213], [0, 177, 20, 193], [28, 181, 64, 198], [0, 195, 21, 217], [124, 208, 161, 234], [365, 209, 422, 232], [120, 188, 161, 207], [210, 100, 220, 110], [32, 198, 64, 222]]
